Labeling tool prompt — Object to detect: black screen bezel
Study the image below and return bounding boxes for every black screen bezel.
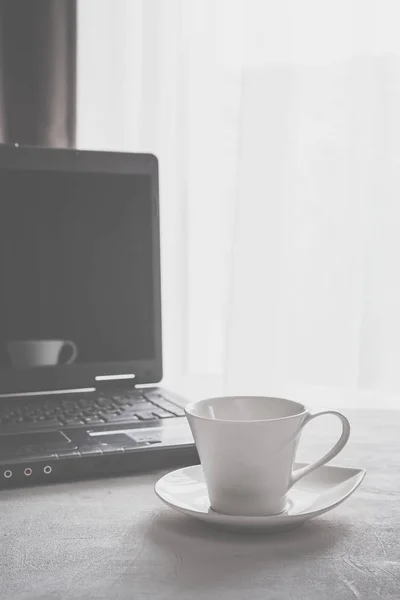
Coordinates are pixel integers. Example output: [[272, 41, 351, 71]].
[[0, 145, 162, 393]]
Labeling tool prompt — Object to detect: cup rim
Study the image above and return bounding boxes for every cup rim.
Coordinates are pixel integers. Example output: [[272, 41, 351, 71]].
[[185, 395, 308, 423]]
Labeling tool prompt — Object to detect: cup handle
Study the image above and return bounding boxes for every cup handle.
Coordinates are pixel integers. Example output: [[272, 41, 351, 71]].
[[289, 410, 351, 487], [62, 340, 78, 365]]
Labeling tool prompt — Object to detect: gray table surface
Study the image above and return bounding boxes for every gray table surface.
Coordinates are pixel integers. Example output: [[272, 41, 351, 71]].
[[1, 410, 399, 600]]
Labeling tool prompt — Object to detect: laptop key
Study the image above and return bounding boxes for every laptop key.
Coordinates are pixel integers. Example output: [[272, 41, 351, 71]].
[[135, 411, 159, 421], [152, 409, 175, 419], [154, 400, 184, 415], [104, 414, 140, 423], [118, 411, 141, 420]]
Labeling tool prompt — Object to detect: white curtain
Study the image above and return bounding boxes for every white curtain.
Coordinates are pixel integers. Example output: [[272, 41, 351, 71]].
[[78, 0, 400, 408]]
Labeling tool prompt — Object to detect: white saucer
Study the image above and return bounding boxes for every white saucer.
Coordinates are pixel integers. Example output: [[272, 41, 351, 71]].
[[155, 463, 366, 533]]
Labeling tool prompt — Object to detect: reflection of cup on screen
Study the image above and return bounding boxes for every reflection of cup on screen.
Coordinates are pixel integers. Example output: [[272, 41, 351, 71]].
[[7, 340, 78, 368]]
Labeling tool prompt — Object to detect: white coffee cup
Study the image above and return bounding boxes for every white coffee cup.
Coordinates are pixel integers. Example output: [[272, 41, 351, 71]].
[[7, 339, 78, 368], [185, 396, 350, 517]]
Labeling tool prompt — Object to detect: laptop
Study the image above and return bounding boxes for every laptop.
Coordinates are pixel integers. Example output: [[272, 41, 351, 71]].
[[0, 144, 198, 489]]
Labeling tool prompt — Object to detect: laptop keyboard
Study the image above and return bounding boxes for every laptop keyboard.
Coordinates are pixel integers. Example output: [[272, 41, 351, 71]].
[[0, 390, 185, 434]]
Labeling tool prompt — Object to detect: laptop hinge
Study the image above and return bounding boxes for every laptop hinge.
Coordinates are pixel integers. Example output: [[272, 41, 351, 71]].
[[94, 373, 136, 391]]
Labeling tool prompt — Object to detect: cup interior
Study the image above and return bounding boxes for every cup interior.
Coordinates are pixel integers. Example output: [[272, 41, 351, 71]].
[[185, 396, 306, 422]]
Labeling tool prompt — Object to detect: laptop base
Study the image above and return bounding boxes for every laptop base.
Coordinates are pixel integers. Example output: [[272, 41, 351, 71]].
[[0, 443, 199, 490]]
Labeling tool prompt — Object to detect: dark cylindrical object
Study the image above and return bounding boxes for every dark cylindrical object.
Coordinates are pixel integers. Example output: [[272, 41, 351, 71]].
[[0, 0, 76, 147]]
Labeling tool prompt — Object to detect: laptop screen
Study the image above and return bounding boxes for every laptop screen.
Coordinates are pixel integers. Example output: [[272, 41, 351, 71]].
[[0, 169, 155, 371]]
